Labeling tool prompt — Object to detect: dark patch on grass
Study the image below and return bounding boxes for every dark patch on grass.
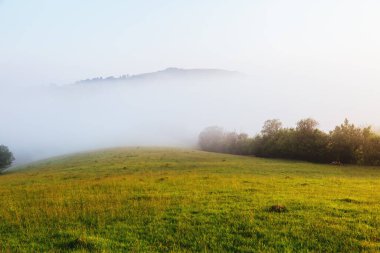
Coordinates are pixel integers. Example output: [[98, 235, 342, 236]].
[[130, 195, 152, 201], [300, 183, 309, 186], [62, 175, 81, 180], [59, 236, 103, 251], [339, 198, 362, 204], [268, 205, 288, 213], [124, 155, 138, 158], [208, 190, 229, 194], [157, 177, 168, 182]]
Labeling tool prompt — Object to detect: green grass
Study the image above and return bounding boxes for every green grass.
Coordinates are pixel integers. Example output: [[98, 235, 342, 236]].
[[0, 147, 379, 252]]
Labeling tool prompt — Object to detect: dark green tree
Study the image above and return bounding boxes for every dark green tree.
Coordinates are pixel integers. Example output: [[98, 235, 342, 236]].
[[328, 119, 364, 163], [294, 118, 330, 162], [0, 145, 15, 173], [356, 127, 380, 165]]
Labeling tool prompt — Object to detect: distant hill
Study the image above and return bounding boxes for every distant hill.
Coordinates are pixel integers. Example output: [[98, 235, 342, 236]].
[[75, 67, 243, 85]]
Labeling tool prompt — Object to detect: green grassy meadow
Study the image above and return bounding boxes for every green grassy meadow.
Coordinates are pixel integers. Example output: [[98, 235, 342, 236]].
[[0, 148, 379, 252]]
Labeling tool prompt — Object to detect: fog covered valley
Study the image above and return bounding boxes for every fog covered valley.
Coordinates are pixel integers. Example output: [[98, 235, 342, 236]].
[[1, 67, 379, 164]]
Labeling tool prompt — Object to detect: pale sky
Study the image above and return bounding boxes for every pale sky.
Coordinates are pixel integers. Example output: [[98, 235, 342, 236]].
[[1, 0, 380, 86]]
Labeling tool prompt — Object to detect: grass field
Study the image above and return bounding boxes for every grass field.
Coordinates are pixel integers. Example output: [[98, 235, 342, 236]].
[[0, 147, 379, 252]]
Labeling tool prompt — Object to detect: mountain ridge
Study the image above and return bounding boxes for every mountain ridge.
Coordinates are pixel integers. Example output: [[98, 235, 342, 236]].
[[75, 67, 243, 85]]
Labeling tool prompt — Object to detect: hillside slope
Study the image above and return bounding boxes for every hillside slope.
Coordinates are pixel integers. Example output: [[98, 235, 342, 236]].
[[0, 148, 379, 252]]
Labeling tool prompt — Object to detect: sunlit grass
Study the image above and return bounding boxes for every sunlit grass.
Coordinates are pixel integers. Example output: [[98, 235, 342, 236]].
[[0, 147, 379, 252]]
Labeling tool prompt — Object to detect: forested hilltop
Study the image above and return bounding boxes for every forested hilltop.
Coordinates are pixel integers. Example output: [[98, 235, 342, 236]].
[[199, 119, 380, 165]]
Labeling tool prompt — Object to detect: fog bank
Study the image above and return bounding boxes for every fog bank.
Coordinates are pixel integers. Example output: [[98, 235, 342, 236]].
[[1, 68, 379, 164]]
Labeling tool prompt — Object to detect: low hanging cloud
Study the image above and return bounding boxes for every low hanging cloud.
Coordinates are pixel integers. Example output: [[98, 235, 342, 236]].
[[1, 67, 379, 164]]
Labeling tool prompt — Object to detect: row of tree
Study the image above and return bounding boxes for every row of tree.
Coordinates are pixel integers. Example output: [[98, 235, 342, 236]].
[[198, 119, 380, 165]]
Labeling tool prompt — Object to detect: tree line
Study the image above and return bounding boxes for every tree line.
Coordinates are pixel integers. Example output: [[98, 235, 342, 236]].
[[198, 119, 380, 165]]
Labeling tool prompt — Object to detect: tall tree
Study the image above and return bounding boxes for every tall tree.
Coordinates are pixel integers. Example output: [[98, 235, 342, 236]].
[[328, 119, 363, 163], [198, 126, 225, 152], [0, 145, 15, 173], [261, 119, 282, 136]]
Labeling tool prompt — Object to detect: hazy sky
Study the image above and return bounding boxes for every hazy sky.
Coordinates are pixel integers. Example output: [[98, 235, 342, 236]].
[[1, 0, 380, 86]]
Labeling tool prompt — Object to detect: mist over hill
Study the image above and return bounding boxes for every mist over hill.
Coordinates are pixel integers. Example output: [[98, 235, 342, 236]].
[[1, 67, 380, 165], [0, 68, 247, 164]]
